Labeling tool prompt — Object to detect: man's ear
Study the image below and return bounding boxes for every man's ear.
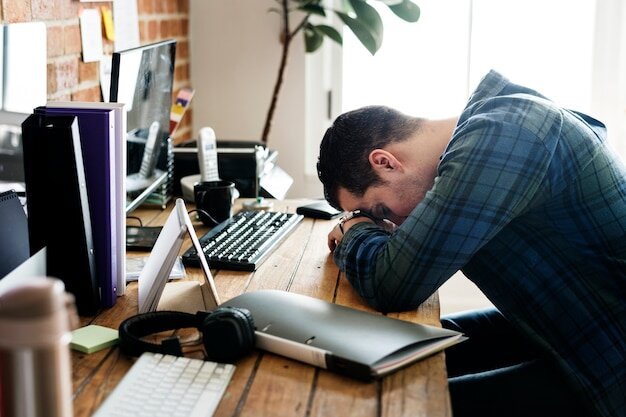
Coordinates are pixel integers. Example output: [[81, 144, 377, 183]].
[[369, 149, 401, 174]]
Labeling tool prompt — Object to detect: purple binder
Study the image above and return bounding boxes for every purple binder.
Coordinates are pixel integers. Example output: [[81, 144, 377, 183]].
[[41, 107, 118, 308]]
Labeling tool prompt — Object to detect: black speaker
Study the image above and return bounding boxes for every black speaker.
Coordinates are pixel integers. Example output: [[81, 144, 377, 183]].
[[118, 307, 255, 363]]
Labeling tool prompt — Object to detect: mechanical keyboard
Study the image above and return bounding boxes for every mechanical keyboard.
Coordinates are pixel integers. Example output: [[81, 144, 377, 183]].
[[92, 352, 235, 417], [182, 210, 304, 271]]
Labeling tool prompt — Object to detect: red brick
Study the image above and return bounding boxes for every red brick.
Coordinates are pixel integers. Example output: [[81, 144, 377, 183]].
[[55, 57, 79, 91], [52, 92, 72, 102], [79, 61, 98, 83], [59, 0, 79, 20], [64, 24, 82, 55], [47, 25, 64, 58], [47, 62, 57, 95], [138, 20, 147, 42], [181, 18, 189, 36], [137, 0, 154, 14], [174, 63, 189, 82], [177, 40, 188, 60], [72, 86, 102, 102], [162, 19, 172, 37], [32, 0, 61, 20], [154, 0, 166, 14], [3, 0, 32, 23], [177, 0, 189, 14], [147, 20, 158, 41]]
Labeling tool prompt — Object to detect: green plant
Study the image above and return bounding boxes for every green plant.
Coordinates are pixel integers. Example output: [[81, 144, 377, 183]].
[[262, 0, 420, 144]]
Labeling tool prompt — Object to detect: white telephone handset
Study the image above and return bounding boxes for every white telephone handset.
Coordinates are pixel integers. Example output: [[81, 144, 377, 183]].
[[138, 121, 161, 178], [197, 127, 219, 182]]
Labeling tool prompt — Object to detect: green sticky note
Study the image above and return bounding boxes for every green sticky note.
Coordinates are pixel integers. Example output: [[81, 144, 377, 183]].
[[71, 324, 119, 354]]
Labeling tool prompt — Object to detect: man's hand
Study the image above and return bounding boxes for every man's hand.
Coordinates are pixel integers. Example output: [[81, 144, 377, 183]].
[[327, 222, 344, 252], [327, 217, 373, 252], [327, 217, 398, 252]]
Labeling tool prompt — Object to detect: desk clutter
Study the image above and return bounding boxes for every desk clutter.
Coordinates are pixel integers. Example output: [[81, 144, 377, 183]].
[[0, 195, 458, 416], [121, 198, 463, 383]]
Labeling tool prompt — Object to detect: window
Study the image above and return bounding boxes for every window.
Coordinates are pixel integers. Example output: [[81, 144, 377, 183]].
[[305, 0, 626, 193], [342, 0, 596, 117]]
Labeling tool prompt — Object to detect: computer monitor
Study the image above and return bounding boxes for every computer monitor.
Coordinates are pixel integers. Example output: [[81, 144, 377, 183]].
[[109, 39, 176, 212]]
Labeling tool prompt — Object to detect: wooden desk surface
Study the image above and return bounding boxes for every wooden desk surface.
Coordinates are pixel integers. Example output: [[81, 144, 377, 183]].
[[72, 199, 451, 417]]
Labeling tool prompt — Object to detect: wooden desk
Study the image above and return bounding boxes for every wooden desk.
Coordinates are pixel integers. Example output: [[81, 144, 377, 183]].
[[72, 199, 451, 417]]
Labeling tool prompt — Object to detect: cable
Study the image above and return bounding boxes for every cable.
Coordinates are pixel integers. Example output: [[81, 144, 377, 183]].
[[187, 208, 219, 226], [126, 216, 143, 227]]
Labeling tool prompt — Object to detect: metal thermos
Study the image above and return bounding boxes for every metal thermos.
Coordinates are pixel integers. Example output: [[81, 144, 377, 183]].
[[0, 277, 77, 417]]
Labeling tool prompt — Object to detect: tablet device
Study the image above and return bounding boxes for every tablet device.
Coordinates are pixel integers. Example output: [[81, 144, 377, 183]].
[[137, 198, 220, 313], [126, 226, 162, 251]]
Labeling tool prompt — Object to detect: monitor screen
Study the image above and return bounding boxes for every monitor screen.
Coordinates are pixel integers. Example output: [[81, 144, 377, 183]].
[[109, 39, 176, 211]]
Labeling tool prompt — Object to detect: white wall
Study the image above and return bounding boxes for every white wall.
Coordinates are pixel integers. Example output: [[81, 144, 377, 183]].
[[591, 0, 626, 158], [189, 0, 324, 198]]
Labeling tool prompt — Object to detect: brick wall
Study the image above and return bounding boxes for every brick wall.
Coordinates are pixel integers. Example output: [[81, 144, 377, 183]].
[[1, 0, 193, 142]]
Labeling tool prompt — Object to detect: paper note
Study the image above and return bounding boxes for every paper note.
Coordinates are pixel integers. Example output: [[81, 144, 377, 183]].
[[101, 5, 115, 41], [71, 325, 119, 354], [113, 0, 140, 52], [79, 8, 104, 63]]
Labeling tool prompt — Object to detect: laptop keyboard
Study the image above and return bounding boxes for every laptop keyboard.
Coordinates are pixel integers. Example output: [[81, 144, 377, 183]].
[[181, 210, 303, 271]]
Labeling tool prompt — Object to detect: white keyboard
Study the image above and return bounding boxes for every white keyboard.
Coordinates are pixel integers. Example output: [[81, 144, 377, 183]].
[[92, 352, 235, 417]]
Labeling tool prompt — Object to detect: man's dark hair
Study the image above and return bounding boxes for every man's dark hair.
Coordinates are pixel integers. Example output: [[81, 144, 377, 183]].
[[317, 105, 422, 209]]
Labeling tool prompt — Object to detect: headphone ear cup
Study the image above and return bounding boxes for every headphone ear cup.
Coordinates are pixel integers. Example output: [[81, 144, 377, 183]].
[[201, 307, 255, 362]]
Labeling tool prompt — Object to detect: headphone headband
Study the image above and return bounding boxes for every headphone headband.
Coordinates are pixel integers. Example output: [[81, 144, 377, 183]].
[[119, 310, 200, 357], [118, 307, 255, 362]]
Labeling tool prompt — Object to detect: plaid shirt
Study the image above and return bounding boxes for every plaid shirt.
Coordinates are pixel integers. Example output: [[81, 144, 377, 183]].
[[333, 70, 626, 416]]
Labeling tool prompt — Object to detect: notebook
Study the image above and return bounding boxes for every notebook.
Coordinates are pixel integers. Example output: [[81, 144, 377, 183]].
[[140, 199, 464, 380]]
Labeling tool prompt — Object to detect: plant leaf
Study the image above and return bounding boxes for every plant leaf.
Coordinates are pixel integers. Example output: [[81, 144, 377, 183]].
[[314, 24, 342, 45], [349, 0, 383, 48], [387, 0, 420, 22], [335, 11, 378, 55], [304, 23, 325, 52], [297, 4, 326, 17]]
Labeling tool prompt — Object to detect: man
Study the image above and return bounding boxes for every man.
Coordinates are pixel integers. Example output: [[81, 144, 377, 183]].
[[317, 70, 625, 417]]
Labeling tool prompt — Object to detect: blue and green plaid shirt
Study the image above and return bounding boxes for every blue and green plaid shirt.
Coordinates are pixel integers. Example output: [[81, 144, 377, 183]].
[[334, 70, 625, 416]]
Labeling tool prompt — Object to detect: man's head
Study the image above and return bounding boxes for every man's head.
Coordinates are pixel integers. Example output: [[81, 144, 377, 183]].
[[317, 105, 423, 216]]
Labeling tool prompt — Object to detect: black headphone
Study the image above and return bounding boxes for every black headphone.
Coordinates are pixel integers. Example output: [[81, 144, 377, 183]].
[[118, 307, 256, 363]]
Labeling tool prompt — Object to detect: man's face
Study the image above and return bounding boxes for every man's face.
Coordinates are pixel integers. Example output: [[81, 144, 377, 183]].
[[337, 175, 427, 226]]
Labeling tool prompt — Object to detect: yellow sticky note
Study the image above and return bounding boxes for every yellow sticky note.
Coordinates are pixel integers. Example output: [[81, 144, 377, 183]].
[[71, 324, 119, 354], [101, 6, 115, 41]]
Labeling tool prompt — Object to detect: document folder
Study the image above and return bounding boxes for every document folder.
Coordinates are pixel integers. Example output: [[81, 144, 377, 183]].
[[21, 113, 100, 315], [224, 290, 465, 380]]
